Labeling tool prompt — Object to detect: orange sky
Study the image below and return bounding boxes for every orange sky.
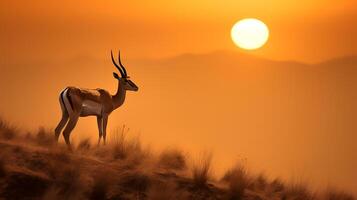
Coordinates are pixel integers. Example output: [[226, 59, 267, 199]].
[[1, 0, 357, 63], [1, 0, 357, 195]]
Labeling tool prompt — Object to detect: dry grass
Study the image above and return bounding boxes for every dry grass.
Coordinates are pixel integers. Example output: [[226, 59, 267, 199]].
[[269, 178, 285, 193], [322, 188, 355, 200], [0, 118, 17, 140], [118, 169, 151, 192], [77, 138, 91, 151], [111, 130, 127, 159], [89, 172, 111, 200], [108, 127, 154, 171], [252, 173, 268, 191], [35, 127, 55, 147], [110, 126, 142, 160], [44, 150, 85, 200], [158, 148, 187, 170], [147, 182, 189, 200], [222, 163, 251, 200], [191, 151, 213, 188], [0, 119, 355, 200], [282, 181, 316, 200], [0, 158, 5, 178]]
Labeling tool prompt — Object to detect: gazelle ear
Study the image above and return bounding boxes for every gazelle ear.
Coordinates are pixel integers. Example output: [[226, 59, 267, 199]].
[[113, 72, 120, 79]]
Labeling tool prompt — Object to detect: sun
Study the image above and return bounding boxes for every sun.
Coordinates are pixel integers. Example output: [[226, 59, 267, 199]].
[[231, 18, 269, 50]]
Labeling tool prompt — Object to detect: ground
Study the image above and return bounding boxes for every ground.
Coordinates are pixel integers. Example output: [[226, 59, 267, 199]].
[[0, 120, 354, 200]]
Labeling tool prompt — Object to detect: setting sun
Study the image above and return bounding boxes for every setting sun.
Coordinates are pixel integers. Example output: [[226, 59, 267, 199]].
[[231, 18, 269, 50]]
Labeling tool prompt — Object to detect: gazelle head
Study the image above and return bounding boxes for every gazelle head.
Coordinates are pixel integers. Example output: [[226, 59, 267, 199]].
[[111, 50, 139, 92]]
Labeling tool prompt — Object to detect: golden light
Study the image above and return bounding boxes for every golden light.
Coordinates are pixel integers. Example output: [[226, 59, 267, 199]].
[[231, 18, 269, 50]]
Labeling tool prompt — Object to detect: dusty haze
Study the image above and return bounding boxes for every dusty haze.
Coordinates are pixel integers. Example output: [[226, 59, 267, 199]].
[[1, 0, 357, 195]]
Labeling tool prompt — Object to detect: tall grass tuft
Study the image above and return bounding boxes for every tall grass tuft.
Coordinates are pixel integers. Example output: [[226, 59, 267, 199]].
[[111, 126, 143, 161], [270, 178, 285, 193], [252, 173, 268, 191], [0, 118, 17, 140], [35, 127, 55, 147], [111, 127, 130, 159], [158, 148, 187, 170], [192, 151, 213, 188], [222, 163, 251, 200], [282, 181, 316, 200]]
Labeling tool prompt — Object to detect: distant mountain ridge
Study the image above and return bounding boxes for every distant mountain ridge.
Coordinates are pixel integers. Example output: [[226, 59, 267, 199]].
[[155, 50, 357, 68]]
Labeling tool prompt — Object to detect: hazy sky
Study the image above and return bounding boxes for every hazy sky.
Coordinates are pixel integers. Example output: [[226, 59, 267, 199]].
[[1, 0, 357, 63], [1, 0, 357, 195]]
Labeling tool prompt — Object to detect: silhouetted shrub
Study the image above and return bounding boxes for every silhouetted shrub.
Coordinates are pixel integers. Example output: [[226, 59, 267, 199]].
[[192, 151, 213, 188], [222, 163, 251, 200]]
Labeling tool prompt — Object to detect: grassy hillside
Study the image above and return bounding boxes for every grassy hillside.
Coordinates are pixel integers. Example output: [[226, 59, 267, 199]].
[[0, 118, 355, 200]]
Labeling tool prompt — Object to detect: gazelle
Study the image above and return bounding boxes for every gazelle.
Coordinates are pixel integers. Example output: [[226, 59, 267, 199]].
[[54, 51, 138, 148]]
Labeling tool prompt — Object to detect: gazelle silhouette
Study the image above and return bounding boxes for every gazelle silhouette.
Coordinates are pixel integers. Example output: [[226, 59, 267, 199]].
[[54, 51, 138, 149]]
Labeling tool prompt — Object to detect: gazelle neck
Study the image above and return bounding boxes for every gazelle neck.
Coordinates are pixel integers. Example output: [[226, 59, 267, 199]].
[[113, 80, 126, 109]]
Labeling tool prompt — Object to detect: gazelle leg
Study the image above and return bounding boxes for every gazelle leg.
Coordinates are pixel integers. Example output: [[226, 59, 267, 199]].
[[97, 116, 103, 146], [62, 114, 79, 150], [55, 112, 69, 142], [102, 116, 108, 145]]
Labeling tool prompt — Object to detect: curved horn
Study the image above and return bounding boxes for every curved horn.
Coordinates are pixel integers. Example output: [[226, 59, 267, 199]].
[[118, 51, 127, 76], [111, 50, 125, 77]]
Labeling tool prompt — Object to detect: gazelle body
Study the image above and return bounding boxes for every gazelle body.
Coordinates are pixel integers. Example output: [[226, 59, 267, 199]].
[[55, 51, 138, 148]]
